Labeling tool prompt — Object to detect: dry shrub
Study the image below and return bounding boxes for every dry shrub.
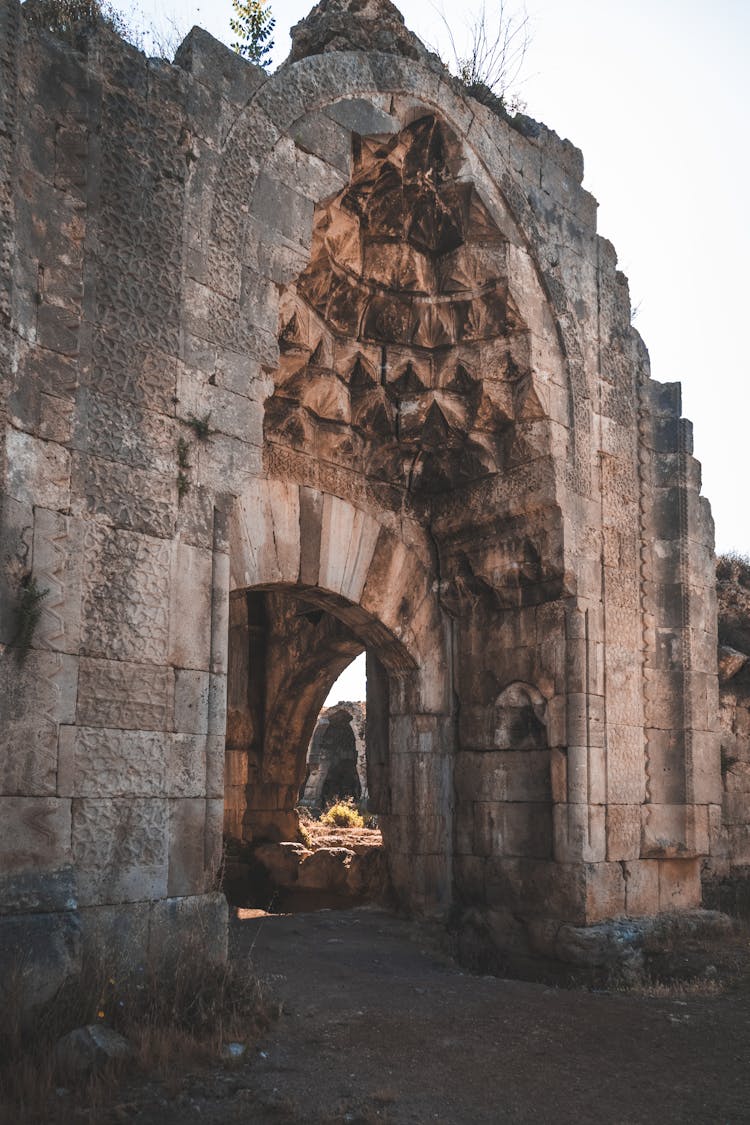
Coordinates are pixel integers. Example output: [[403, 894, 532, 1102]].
[[0, 937, 275, 1123], [321, 797, 365, 828], [716, 551, 750, 655]]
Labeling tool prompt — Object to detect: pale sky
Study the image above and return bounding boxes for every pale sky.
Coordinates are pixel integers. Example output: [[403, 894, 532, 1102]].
[[120, 0, 749, 701]]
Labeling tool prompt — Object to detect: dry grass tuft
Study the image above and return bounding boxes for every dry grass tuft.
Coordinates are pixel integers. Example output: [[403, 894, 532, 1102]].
[[716, 552, 750, 654], [0, 939, 275, 1124], [624, 976, 724, 1000]]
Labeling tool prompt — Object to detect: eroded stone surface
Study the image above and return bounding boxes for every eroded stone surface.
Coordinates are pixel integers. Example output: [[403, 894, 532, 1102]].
[[0, 0, 729, 988]]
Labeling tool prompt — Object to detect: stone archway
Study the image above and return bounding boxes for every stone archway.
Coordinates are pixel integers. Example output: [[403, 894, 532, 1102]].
[[238, 104, 572, 928], [225, 483, 453, 913]]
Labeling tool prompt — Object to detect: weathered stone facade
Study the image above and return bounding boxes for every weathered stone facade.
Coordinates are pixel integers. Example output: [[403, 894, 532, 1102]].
[[703, 557, 750, 913], [0, 0, 728, 991]]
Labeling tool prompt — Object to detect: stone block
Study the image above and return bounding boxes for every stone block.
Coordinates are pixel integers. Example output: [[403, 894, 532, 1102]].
[[641, 803, 709, 859], [690, 730, 722, 804], [76, 658, 173, 730], [397, 852, 452, 914], [72, 798, 168, 906], [168, 542, 213, 670], [0, 910, 81, 1019], [298, 847, 353, 892], [646, 729, 686, 804], [566, 692, 605, 748], [70, 453, 175, 540], [168, 799, 209, 896], [0, 649, 78, 795], [606, 725, 646, 804], [454, 751, 552, 803], [502, 802, 553, 859], [78, 901, 151, 969], [5, 426, 70, 510], [80, 525, 171, 665], [622, 859, 660, 916], [0, 494, 34, 644], [453, 854, 486, 902], [175, 27, 267, 105], [32, 508, 83, 654], [339, 508, 381, 605], [231, 478, 300, 588], [60, 728, 169, 798], [550, 748, 567, 801], [318, 493, 359, 596], [553, 803, 606, 863], [149, 892, 228, 966], [292, 110, 351, 176], [326, 97, 399, 136], [36, 302, 80, 356], [546, 695, 566, 748], [176, 368, 263, 445], [206, 798, 224, 876], [0, 865, 77, 916], [250, 170, 314, 245], [174, 668, 210, 735], [225, 749, 249, 789], [0, 797, 72, 874], [265, 134, 348, 203], [168, 735, 207, 798], [584, 862, 626, 922], [484, 857, 586, 924], [658, 858, 701, 911], [606, 804, 641, 861]]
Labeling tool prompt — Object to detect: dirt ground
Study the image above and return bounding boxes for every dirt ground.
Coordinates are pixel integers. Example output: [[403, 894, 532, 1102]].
[[72, 903, 750, 1124]]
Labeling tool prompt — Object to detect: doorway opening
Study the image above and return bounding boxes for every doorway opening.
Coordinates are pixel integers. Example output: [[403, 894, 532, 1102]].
[[223, 586, 397, 913], [299, 652, 367, 812]]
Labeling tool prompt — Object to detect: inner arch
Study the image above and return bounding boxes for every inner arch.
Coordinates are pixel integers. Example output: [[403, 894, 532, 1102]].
[[265, 114, 541, 502], [223, 581, 414, 850]]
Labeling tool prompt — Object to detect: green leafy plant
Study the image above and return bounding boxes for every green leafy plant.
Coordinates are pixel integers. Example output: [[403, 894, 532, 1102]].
[[176, 436, 191, 502], [13, 576, 49, 663], [177, 436, 190, 469], [185, 412, 212, 441], [229, 0, 275, 67]]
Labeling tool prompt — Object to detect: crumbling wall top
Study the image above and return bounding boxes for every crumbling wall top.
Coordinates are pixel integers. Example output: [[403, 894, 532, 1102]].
[[289, 0, 432, 63]]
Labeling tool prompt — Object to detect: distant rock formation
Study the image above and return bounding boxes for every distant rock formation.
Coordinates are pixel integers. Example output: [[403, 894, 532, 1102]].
[[301, 702, 367, 809]]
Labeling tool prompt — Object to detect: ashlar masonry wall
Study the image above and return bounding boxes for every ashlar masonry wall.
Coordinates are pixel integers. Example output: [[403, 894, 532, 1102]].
[[0, 0, 723, 994]]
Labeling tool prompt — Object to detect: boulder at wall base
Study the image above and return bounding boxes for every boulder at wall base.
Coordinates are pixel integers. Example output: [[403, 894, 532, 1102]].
[[718, 644, 749, 683], [297, 847, 355, 891], [250, 841, 389, 899], [55, 1024, 132, 1078], [252, 842, 312, 887], [346, 847, 389, 898]]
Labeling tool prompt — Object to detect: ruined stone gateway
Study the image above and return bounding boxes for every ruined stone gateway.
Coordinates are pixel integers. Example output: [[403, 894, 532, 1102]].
[[0, 0, 734, 993]]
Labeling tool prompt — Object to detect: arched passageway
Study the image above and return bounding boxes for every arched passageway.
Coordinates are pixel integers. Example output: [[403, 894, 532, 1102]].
[[224, 581, 402, 846], [222, 104, 570, 923], [225, 475, 454, 913]]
